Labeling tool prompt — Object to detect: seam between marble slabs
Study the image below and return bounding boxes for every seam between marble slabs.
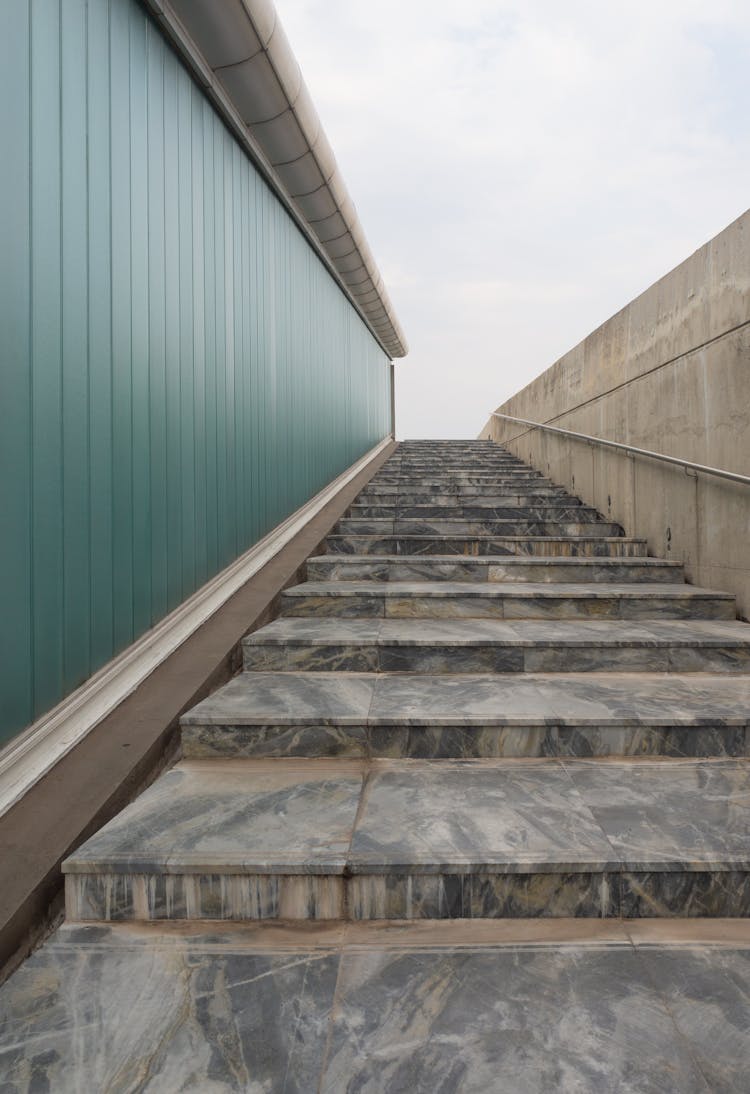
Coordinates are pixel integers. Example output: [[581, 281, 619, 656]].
[[364, 672, 379, 739], [344, 767, 375, 880], [557, 758, 623, 870]]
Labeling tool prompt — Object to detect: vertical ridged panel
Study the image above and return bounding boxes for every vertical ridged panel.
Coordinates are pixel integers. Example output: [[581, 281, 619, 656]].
[[0, 2, 33, 732], [0, 0, 392, 745]]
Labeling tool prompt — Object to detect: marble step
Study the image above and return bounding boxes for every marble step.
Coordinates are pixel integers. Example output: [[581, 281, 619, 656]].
[[357, 490, 571, 504], [180, 670, 750, 759], [335, 518, 624, 537], [388, 466, 540, 474], [387, 452, 529, 461], [63, 757, 750, 921], [242, 618, 750, 673], [370, 474, 549, 484], [359, 485, 567, 499], [387, 460, 521, 466], [368, 481, 556, 491], [384, 468, 535, 475], [307, 555, 685, 584], [278, 582, 735, 621], [325, 535, 648, 557], [380, 462, 533, 471], [350, 504, 600, 520]]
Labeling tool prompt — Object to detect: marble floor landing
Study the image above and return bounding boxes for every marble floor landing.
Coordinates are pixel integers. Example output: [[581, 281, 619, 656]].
[[2, 920, 750, 1092]]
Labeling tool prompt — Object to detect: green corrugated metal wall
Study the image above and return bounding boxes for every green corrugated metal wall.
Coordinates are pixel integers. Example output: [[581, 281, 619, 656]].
[[0, 0, 393, 746]]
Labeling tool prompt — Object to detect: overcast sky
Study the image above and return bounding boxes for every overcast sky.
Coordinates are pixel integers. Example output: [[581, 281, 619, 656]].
[[278, 0, 750, 439]]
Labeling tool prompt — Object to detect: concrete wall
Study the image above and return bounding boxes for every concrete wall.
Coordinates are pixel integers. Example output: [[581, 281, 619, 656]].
[[480, 210, 750, 617]]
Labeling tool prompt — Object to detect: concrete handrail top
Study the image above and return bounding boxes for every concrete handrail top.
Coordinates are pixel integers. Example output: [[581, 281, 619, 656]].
[[491, 412, 750, 488]]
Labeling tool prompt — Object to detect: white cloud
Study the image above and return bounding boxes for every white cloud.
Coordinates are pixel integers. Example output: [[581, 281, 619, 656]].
[[278, 0, 750, 437]]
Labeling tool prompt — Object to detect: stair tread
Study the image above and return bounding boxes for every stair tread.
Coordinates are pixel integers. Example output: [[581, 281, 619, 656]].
[[181, 670, 750, 727], [244, 617, 750, 646], [310, 554, 676, 564], [63, 757, 750, 875], [309, 554, 681, 579], [284, 581, 729, 599], [326, 535, 645, 542], [337, 519, 621, 529]]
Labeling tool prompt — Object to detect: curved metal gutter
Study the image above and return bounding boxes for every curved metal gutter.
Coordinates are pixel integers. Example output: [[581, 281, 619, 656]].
[[144, 0, 407, 359]]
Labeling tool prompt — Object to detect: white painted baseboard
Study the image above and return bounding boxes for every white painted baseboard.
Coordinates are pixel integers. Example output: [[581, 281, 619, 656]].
[[0, 438, 391, 819]]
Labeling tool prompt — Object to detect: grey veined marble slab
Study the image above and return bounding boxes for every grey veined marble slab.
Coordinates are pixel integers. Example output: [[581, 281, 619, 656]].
[[349, 759, 615, 871], [566, 758, 750, 865], [324, 534, 650, 558], [5, 918, 750, 1089], [183, 671, 750, 729], [181, 671, 376, 725], [278, 580, 735, 621], [321, 945, 715, 1093], [64, 759, 365, 874], [242, 617, 750, 674], [306, 553, 685, 584], [180, 671, 750, 760], [0, 924, 339, 1094], [4, 923, 750, 1091], [366, 672, 750, 727], [62, 757, 750, 920]]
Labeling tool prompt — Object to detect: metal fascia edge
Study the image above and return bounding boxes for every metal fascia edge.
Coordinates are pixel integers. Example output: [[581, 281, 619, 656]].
[[142, 0, 407, 359], [0, 438, 393, 820]]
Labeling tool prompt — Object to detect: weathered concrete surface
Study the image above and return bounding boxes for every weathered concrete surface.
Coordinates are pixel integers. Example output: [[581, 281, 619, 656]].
[[480, 210, 750, 618]]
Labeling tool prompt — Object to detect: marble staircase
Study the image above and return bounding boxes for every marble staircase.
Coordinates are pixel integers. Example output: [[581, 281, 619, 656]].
[[63, 440, 750, 923]]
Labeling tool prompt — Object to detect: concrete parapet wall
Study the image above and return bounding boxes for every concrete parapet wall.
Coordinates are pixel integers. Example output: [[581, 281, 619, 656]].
[[480, 210, 750, 617]]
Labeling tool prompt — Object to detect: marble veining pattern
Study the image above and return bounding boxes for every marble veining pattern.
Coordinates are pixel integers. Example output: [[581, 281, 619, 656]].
[[278, 580, 734, 622], [62, 758, 750, 921], [180, 670, 750, 760], [8, 439, 750, 1087], [63, 760, 365, 874], [0, 925, 339, 1092], [242, 617, 750, 674], [324, 534, 649, 558], [4, 923, 750, 1091], [306, 553, 684, 584]]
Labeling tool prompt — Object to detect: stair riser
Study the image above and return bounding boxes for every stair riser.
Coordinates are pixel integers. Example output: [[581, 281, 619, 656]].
[[350, 506, 599, 520], [182, 722, 749, 761], [370, 475, 547, 484], [278, 594, 735, 622], [371, 470, 547, 477], [336, 520, 625, 537], [379, 464, 533, 472], [65, 868, 750, 922], [361, 484, 560, 495], [243, 642, 750, 674], [307, 559, 684, 583], [358, 492, 571, 504], [325, 537, 648, 557], [384, 457, 529, 463]]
